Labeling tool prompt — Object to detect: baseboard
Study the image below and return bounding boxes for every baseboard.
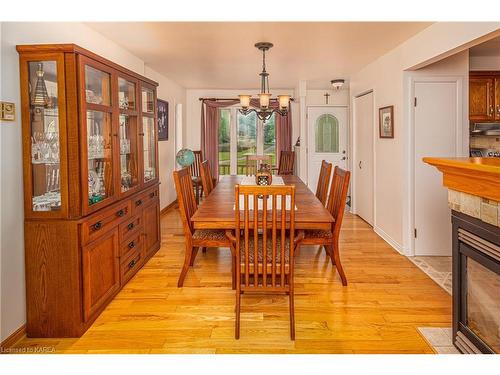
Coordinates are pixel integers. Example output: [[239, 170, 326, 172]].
[[374, 226, 404, 255], [160, 199, 177, 216], [1, 324, 26, 349]]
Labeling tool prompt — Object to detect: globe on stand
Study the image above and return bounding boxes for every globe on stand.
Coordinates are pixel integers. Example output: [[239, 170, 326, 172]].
[[176, 148, 195, 168]]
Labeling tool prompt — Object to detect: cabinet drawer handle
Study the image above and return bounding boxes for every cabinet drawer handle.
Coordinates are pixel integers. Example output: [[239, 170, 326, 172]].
[[92, 221, 102, 231], [127, 222, 135, 230], [128, 259, 137, 269], [135, 199, 143, 206], [117, 209, 125, 217], [150, 192, 155, 198], [128, 241, 135, 249]]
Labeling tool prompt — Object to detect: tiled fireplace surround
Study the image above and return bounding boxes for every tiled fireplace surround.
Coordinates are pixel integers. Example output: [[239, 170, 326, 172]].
[[415, 189, 499, 354]]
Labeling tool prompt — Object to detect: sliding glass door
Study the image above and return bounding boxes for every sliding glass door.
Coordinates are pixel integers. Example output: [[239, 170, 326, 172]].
[[218, 107, 275, 175]]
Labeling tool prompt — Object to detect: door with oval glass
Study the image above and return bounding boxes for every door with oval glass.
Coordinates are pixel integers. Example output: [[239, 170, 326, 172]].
[[307, 106, 348, 194]]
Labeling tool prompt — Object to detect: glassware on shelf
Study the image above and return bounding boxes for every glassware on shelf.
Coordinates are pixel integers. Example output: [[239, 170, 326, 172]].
[[118, 77, 136, 110], [142, 88, 154, 114], [119, 114, 138, 192], [31, 131, 60, 164], [28, 60, 62, 212], [85, 65, 110, 106], [142, 116, 156, 182], [87, 110, 113, 205]]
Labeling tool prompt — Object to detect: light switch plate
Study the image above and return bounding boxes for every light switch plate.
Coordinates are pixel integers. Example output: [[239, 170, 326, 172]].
[[1, 101, 16, 121]]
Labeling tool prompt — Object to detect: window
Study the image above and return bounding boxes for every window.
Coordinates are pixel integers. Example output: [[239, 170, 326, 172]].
[[237, 111, 257, 174], [218, 108, 276, 175], [263, 113, 276, 166], [315, 114, 339, 153], [218, 109, 231, 175]]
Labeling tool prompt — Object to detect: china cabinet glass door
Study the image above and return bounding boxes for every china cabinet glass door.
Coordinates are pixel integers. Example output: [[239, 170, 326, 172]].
[[118, 77, 140, 194], [141, 86, 157, 183], [82, 59, 114, 209], [28, 60, 62, 212]]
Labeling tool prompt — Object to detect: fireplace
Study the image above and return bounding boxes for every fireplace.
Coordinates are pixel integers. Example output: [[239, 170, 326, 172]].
[[452, 211, 500, 354]]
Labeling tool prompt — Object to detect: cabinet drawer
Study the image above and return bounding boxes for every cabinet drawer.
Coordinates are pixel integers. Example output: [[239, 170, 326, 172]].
[[120, 249, 144, 285], [119, 215, 142, 243], [82, 200, 132, 244], [132, 186, 159, 213], [119, 232, 143, 258]]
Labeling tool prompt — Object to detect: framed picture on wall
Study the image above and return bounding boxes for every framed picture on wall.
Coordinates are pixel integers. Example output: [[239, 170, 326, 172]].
[[157, 99, 169, 141], [379, 105, 394, 138]]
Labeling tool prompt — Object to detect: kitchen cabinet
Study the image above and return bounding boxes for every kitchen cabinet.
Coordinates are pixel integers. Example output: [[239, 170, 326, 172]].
[[495, 78, 500, 121], [18, 44, 161, 337], [469, 72, 500, 122]]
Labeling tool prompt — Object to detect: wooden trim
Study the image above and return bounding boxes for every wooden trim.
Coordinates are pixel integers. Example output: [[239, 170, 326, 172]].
[[160, 199, 178, 216], [469, 71, 500, 77], [16, 44, 158, 86], [1, 324, 26, 349]]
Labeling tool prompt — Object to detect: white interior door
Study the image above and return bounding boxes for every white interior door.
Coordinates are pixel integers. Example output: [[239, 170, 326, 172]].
[[414, 80, 459, 256], [353, 92, 374, 226], [307, 106, 347, 193]]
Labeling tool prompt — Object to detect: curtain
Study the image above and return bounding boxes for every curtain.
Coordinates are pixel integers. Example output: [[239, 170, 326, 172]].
[[200, 98, 292, 179], [200, 99, 239, 180]]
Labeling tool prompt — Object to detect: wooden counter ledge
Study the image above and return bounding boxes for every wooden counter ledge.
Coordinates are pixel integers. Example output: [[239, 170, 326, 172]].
[[423, 157, 500, 201]]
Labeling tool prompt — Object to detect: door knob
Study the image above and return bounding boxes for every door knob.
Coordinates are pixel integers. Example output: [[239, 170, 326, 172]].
[[359, 161, 362, 169], [342, 156, 346, 160]]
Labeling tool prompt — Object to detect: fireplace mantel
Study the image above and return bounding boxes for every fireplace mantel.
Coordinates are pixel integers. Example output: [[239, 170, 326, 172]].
[[423, 157, 500, 202], [424, 157, 499, 354]]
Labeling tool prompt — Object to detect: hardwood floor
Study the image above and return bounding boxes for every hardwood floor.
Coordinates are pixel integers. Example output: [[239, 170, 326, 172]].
[[14, 208, 451, 353]]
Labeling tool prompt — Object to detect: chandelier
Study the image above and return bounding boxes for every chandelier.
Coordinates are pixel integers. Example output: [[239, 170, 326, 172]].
[[238, 42, 290, 122]]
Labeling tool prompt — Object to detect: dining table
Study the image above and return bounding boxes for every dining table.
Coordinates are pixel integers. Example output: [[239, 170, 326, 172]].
[[191, 175, 334, 230]]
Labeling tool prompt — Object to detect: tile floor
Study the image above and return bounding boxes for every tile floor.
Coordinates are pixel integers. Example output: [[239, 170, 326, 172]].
[[410, 256, 452, 294], [412, 257, 460, 353], [417, 327, 460, 354]]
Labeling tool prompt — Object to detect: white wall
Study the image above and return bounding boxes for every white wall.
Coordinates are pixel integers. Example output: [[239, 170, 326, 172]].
[[144, 67, 186, 209], [185, 88, 294, 151], [404, 50, 470, 256], [470, 55, 500, 70], [0, 22, 185, 342], [306, 89, 349, 106], [349, 22, 499, 254]]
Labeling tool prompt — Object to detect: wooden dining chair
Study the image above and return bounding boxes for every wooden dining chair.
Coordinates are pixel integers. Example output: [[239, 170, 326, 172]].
[[245, 154, 272, 176], [226, 184, 303, 340], [173, 168, 234, 288], [276, 150, 295, 175], [189, 150, 203, 204], [200, 160, 216, 198], [297, 166, 350, 286], [316, 160, 333, 206]]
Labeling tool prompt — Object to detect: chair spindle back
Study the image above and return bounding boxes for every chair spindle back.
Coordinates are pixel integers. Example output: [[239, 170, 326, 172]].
[[234, 185, 296, 290], [173, 168, 198, 237], [200, 160, 215, 197], [326, 166, 351, 235], [315, 160, 332, 206], [277, 151, 295, 175]]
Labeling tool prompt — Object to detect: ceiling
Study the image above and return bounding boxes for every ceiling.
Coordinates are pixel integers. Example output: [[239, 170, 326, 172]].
[[469, 35, 500, 57], [87, 22, 432, 89]]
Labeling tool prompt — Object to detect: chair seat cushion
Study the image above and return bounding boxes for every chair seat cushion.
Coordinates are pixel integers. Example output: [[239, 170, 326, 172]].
[[239, 234, 290, 264], [192, 229, 228, 243], [304, 229, 333, 239]]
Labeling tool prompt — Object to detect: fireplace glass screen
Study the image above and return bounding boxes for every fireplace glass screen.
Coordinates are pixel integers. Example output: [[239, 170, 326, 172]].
[[466, 257, 500, 352]]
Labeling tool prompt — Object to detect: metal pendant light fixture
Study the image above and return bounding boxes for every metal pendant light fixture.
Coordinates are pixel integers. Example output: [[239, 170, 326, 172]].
[[239, 42, 290, 122]]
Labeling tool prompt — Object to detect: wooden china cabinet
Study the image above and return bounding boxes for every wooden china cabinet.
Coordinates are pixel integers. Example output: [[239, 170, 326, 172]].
[[17, 44, 161, 337]]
